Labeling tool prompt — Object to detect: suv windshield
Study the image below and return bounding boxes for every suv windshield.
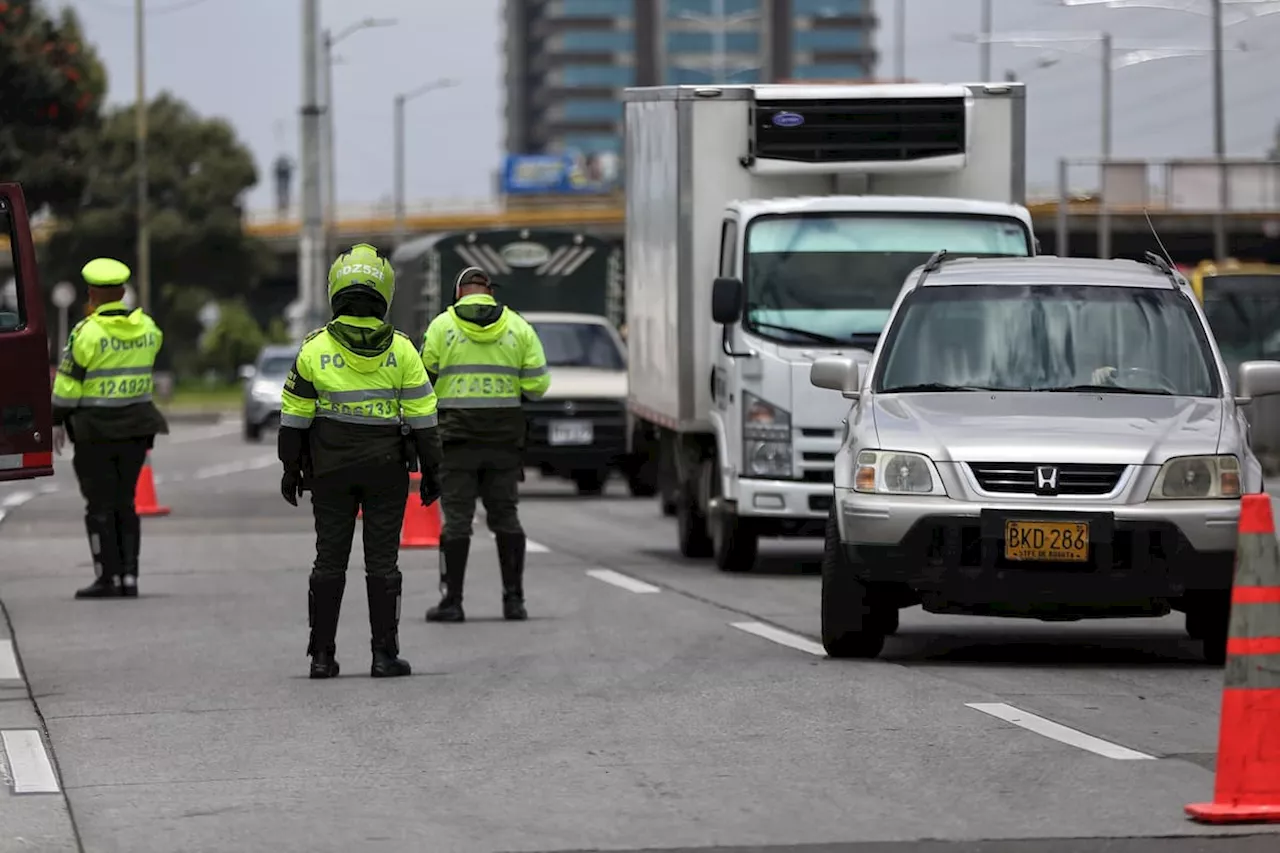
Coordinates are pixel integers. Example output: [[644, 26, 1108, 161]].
[[744, 213, 1032, 345], [875, 284, 1220, 397], [531, 321, 625, 370], [1200, 274, 1280, 382]]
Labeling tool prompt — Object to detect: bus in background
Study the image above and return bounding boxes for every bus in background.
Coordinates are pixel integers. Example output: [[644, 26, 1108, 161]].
[[1189, 258, 1280, 473], [0, 182, 54, 481]]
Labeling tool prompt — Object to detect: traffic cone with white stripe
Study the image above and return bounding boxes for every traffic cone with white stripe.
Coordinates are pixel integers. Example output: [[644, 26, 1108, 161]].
[[1185, 493, 1280, 824], [134, 452, 170, 517]]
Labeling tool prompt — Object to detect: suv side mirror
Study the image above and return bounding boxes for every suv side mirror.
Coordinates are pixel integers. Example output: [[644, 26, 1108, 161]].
[[1236, 360, 1280, 400], [810, 357, 860, 399], [238, 364, 256, 381], [711, 277, 743, 325]]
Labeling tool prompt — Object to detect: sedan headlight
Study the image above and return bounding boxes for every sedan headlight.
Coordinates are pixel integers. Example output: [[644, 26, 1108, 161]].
[[1149, 454, 1240, 500], [855, 450, 947, 496], [742, 391, 792, 479]]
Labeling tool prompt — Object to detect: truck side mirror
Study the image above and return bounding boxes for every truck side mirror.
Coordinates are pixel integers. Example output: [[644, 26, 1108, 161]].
[[711, 277, 743, 325], [810, 357, 861, 399]]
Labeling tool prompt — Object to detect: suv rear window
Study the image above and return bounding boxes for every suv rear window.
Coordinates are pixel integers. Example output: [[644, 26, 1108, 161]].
[[876, 284, 1220, 397]]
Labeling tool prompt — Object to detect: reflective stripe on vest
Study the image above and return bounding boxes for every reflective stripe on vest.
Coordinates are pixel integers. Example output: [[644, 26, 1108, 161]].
[[314, 382, 438, 427], [434, 363, 542, 408]]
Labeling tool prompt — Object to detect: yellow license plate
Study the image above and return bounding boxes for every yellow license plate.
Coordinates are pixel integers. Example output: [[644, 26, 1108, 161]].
[[1003, 520, 1089, 562]]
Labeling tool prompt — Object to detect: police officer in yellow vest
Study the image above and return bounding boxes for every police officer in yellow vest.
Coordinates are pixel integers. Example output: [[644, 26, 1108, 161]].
[[51, 258, 169, 599], [279, 243, 442, 680], [421, 267, 551, 623]]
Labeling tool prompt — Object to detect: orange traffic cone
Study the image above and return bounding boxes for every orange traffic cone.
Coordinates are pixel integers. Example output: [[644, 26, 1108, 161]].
[[399, 471, 440, 548], [134, 452, 170, 517], [1185, 493, 1280, 824]]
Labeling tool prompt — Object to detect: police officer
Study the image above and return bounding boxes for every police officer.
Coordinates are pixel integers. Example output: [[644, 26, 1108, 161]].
[[421, 267, 551, 623], [278, 243, 443, 680], [50, 258, 169, 599]]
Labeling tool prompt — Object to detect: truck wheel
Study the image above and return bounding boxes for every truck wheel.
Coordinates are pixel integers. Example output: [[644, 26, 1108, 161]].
[[1185, 592, 1230, 665], [243, 420, 263, 443], [573, 469, 607, 496], [711, 507, 757, 573], [676, 486, 712, 559], [821, 508, 888, 659]]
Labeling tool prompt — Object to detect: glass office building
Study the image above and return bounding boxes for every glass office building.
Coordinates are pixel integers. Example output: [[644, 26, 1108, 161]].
[[503, 0, 877, 160]]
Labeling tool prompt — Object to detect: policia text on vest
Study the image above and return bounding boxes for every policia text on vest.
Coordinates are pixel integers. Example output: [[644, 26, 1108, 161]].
[[51, 258, 170, 600], [421, 266, 552, 625], [278, 244, 443, 681]]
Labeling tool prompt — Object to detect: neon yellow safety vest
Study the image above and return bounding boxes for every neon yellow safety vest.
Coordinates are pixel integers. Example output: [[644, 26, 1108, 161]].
[[420, 294, 551, 409], [280, 319, 438, 430], [52, 301, 162, 410]]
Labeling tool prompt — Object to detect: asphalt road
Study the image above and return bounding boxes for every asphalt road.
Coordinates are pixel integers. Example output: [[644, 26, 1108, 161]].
[[0, 419, 1278, 853]]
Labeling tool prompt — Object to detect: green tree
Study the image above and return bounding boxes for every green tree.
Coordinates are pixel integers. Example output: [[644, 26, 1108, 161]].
[[198, 299, 265, 379], [0, 1, 107, 215], [45, 92, 274, 374]]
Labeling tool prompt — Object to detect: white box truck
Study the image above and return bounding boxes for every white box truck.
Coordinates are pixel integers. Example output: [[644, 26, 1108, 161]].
[[623, 82, 1039, 572]]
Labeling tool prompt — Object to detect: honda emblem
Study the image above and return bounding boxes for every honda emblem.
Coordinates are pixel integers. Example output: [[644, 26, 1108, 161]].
[[1035, 465, 1059, 494]]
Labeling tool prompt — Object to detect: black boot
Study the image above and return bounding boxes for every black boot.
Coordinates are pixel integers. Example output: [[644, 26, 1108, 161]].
[[117, 510, 141, 597], [368, 575, 411, 678], [425, 537, 468, 623], [495, 531, 528, 621], [76, 512, 124, 599], [306, 575, 346, 679]]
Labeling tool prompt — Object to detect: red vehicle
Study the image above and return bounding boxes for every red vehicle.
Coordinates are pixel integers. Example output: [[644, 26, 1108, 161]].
[[0, 182, 54, 481]]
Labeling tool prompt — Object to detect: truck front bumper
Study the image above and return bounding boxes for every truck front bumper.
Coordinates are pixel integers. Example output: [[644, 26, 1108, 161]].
[[732, 477, 831, 537]]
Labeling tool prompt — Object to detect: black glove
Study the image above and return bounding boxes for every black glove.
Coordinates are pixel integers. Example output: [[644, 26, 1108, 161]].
[[281, 467, 304, 506], [419, 467, 441, 507]]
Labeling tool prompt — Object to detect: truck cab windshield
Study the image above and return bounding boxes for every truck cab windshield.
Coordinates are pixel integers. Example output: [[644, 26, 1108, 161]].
[[743, 213, 1033, 346], [1199, 274, 1280, 386], [530, 321, 625, 371]]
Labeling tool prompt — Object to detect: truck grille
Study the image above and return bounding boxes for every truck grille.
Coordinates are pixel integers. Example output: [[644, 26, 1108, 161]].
[[968, 463, 1126, 496], [751, 97, 966, 165], [524, 398, 627, 447]]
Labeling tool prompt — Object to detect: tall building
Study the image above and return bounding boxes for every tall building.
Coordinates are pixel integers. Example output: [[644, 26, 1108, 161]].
[[503, 0, 877, 160]]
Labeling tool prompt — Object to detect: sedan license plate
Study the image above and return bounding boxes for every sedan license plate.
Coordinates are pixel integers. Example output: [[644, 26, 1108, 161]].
[[1003, 520, 1089, 562], [549, 419, 593, 446]]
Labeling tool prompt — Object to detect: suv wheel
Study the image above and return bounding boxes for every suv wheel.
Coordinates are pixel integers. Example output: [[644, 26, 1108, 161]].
[[244, 420, 263, 442], [1185, 592, 1230, 665], [821, 508, 890, 659], [573, 469, 607, 496]]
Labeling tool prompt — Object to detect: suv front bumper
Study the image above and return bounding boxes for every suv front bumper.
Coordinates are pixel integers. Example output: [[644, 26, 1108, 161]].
[[835, 489, 1242, 600]]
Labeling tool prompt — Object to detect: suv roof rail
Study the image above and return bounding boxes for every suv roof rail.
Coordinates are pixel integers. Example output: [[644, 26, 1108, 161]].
[[1142, 251, 1181, 289], [916, 249, 949, 287]]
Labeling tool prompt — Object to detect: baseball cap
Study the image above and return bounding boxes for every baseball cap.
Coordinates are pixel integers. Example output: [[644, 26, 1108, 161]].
[[455, 266, 498, 288]]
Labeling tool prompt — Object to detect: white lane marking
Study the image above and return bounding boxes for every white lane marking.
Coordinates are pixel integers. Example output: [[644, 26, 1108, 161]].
[[192, 454, 277, 481], [0, 640, 20, 681], [731, 621, 827, 657], [586, 569, 660, 594], [527, 539, 550, 553], [965, 702, 1157, 761], [1, 491, 34, 509], [163, 421, 242, 445], [0, 730, 60, 793], [37, 484, 59, 495]]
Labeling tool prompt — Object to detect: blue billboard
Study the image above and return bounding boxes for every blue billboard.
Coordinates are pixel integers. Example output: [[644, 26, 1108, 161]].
[[499, 152, 621, 195]]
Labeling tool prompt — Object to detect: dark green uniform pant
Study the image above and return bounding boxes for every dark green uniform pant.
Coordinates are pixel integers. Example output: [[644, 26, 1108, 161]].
[[72, 438, 149, 578], [440, 444, 523, 540], [309, 460, 408, 581]]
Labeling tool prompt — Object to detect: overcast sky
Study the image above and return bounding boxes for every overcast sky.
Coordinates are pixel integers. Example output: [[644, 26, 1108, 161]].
[[60, 0, 1280, 215]]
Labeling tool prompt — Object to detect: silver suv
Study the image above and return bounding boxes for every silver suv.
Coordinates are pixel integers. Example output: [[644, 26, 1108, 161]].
[[810, 253, 1280, 664]]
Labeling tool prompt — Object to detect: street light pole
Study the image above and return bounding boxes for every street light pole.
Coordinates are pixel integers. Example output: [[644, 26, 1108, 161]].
[[393, 79, 460, 252], [134, 0, 149, 313], [1212, 0, 1228, 260], [980, 0, 993, 79], [1100, 31, 1113, 258], [298, 0, 323, 336], [895, 0, 906, 80]]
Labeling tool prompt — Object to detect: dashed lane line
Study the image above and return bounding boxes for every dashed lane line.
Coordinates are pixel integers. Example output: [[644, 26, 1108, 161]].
[[190, 453, 279, 481], [966, 702, 1157, 761], [0, 640, 20, 681], [586, 569, 661, 594], [0, 730, 61, 793], [731, 621, 827, 656]]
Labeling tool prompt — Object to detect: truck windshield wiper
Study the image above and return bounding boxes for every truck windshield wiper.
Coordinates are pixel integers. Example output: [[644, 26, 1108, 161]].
[[880, 383, 1005, 393], [1035, 383, 1173, 395], [749, 321, 846, 345]]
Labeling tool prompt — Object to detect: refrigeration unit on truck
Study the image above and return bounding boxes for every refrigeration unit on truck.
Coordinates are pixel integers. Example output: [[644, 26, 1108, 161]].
[[388, 228, 624, 335], [623, 82, 1038, 572]]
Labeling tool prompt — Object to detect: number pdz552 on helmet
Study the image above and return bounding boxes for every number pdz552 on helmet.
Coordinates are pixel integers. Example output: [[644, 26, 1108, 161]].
[[327, 243, 395, 308]]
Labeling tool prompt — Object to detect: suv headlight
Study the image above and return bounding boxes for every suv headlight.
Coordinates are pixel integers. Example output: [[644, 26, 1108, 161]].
[[855, 450, 947, 496], [1149, 454, 1241, 500], [742, 391, 792, 479], [251, 378, 280, 400]]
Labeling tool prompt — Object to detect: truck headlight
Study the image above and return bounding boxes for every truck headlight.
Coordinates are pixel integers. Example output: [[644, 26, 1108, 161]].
[[854, 450, 947, 496], [1149, 454, 1240, 500], [742, 391, 792, 479]]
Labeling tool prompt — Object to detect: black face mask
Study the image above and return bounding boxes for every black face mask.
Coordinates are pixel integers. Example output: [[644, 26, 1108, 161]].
[[331, 288, 388, 320]]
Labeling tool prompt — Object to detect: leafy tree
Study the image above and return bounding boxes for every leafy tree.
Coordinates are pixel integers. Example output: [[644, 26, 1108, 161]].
[[198, 299, 265, 379], [44, 92, 274, 374], [0, 0, 107, 215]]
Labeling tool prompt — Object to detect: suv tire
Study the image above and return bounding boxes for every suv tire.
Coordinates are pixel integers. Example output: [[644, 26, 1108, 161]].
[[821, 507, 890, 659]]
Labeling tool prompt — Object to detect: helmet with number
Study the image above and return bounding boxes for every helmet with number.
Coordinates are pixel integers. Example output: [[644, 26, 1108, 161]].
[[327, 243, 395, 309], [81, 257, 131, 287]]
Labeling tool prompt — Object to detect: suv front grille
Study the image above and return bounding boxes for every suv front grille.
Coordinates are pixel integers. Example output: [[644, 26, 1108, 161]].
[[524, 398, 626, 447], [968, 463, 1126, 496]]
